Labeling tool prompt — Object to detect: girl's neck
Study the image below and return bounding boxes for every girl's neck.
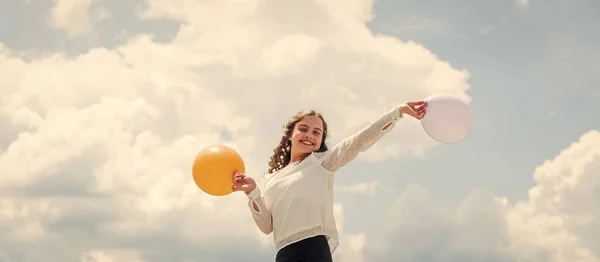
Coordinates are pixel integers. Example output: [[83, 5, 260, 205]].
[[290, 152, 310, 163]]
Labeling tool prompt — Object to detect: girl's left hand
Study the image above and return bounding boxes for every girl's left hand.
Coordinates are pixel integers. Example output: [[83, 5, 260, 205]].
[[400, 100, 427, 120]]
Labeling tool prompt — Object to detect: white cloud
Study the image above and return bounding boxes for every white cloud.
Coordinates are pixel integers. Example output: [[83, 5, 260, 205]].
[[333, 204, 368, 262], [0, 0, 470, 261], [507, 130, 600, 262], [47, 0, 110, 38], [370, 130, 600, 262], [517, 0, 529, 6], [369, 186, 514, 261]]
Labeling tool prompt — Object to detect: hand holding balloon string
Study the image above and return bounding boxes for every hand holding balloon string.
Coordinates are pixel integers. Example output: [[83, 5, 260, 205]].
[[232, 172, 256, 194], [399, 101, 427, 120]]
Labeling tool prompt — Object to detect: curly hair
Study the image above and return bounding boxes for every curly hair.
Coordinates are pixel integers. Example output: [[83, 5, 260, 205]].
[[267, 110, 329, 174]]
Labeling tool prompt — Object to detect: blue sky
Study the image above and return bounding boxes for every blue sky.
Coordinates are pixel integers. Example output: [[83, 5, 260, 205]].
[[333, 0, 600, 242], [367, 0, 599, 201], [1, 0, 599, 261]]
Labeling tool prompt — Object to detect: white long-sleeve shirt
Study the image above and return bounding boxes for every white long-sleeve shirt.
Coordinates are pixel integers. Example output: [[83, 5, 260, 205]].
[[246, 107, 403, 253]]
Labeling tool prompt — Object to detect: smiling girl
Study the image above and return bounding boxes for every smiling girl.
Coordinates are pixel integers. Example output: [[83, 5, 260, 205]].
[[232, 101, 427, 262]]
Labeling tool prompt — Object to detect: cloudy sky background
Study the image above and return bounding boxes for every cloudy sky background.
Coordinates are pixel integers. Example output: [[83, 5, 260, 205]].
[[1, 0, 599, 261]]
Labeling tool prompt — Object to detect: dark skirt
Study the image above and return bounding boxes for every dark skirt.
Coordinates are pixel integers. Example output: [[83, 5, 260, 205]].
[[275, 235, 333, 262]]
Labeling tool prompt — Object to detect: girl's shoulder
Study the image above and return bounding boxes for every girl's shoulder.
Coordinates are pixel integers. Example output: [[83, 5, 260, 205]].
[[311, 151, 329, 160]]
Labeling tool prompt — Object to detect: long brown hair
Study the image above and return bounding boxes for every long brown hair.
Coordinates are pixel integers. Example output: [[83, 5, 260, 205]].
[[267, 110, 329, 174]]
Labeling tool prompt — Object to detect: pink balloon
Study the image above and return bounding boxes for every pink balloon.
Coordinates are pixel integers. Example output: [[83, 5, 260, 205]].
[[421, 95, 473, 144]]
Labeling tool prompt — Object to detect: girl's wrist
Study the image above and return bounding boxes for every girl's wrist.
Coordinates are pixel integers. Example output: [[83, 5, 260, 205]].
[[398, 104, 408, 116]]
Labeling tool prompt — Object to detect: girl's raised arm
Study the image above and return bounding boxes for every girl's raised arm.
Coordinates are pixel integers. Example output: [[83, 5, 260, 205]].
[[321, 101, 426, 172]]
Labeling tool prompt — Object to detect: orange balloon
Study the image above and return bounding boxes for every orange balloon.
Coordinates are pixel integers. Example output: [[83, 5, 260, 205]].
[[192, 144, 246, 196]]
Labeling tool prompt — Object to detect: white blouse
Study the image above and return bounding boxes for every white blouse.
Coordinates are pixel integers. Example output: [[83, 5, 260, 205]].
[[246, 107, 403, 253]]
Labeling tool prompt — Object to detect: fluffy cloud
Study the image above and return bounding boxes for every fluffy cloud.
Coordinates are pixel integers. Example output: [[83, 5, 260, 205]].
[[47, 0, 110, 38], [370, 130, 600, 262], [369, 186, 514, 262], [0, 0, 470, 261], [507, 130, 600, 262]]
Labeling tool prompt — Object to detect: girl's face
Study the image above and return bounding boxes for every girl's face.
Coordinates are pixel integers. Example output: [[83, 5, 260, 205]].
[[290, 115, 324, 157]]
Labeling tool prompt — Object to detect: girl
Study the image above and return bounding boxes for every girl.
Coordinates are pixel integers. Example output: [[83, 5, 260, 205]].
[[232, 101, 427, 262]]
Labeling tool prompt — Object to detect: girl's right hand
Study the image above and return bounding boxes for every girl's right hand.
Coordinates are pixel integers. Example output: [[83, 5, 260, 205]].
[[232, 172, 257, 194], [399, 100, 427, 120]]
